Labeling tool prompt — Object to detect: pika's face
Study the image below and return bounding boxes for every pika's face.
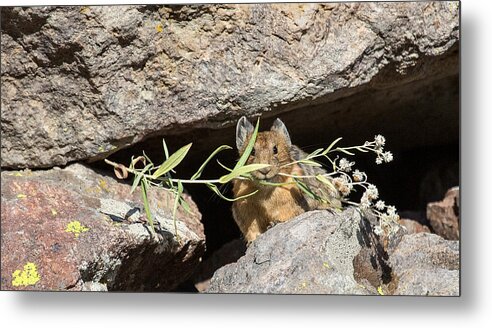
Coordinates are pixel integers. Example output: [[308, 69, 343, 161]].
[[245, 131, 291, 182], [236, 116, 294, 183]]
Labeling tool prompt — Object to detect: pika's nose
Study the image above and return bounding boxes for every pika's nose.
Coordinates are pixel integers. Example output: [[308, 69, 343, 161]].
[[259, 167, 271, 175]]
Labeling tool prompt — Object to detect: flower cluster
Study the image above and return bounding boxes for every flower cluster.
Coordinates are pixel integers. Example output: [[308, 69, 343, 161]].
[[373, 205, 400, 236], [333, 175, 352, 196], [366, 135, 394, 165], [338, 158, 355, 172], [308, 134, 400, 237]]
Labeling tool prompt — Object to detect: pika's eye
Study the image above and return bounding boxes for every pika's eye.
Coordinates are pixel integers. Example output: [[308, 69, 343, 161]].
[[251, 148, 256, 157], [273, 145, 278, 154]]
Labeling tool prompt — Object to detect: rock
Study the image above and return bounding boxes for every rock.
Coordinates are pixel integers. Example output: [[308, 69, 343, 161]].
[[1, 3, 459, 169], [206, 208, 390, 294], [0, 164, 205, 291], [399, 218, 431, 234], [193, 238, 247, 292], [389, 232, 459, 296], [427, 187, 460, 240]]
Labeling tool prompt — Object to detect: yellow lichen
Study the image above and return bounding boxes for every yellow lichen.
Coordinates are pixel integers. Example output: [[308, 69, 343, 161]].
[[65, 220, 90, 237], [51, 209, 58, 216], [14, 172, 23, 177], [98, 179, 110, 192], [12, 262, 41, 287], [322, 262, 331, 269], [156, 24, 163, 33], [16, 193, 27, 199], [377, 286, 385, 295], [80, 6, 90, 14]]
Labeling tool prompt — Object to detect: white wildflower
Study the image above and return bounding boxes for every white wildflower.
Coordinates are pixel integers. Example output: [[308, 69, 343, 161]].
[[386, 205, 397, 216], [339, 158, 355, 172], [375, 156, 383, 165], [333, 175, 352, 196], [383, 151, 393, 163], [389, 223, 401, 235], [374, 224, 383, 236], [375, 200, 386, 211], [365, 184, 379, 200], [374, 135, 386, 148], [352, 169, 365, 182], [360, 194, 371, 209]]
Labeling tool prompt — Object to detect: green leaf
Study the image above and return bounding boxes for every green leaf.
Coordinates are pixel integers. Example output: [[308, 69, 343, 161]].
[[216, 160, 233, 172], [306, 148, 324, 159], [219, 163, 270, 184], [142, 151, 154, 165], [336, 148, 355, 156], [207, 183, 259, 201], [235, 118, 260, 169], [315, 175, 337, 193], [295, 178, 322, 201], [152, 143, 192, 179], [130, 163, 153, 194], [191, 145, 232, 180], [140, 178, 155, 233], [257, 180, 296, 187], [299, 159, 323, 167], [323, 137, 343, 155], [162, 139, 170, 160], [178, 195, 193, 215], [172, 180, 183, 240]]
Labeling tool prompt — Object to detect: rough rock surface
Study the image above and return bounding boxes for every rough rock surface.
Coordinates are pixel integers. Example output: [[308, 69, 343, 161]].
[[1, 2, 459, 168], [389, 232, 459, 296], [1, 164, 205, 291], [193, 238, 246, 292], [400, 218, 431, 234], [427, 186, 460, 240], [206, 208, 389, 294]]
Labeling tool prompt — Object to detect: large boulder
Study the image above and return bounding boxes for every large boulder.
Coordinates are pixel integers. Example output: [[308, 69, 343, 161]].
[[206, 208, 390, 294], [1, 2, 459, 169], [388, 232, 459, 296], [205, 209, 460, 295], [1, 164, 205, 291]]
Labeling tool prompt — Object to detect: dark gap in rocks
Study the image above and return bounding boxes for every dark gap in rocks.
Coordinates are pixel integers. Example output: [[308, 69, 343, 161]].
[[353, 217, 393, 289], [91, 49, 459, 291]]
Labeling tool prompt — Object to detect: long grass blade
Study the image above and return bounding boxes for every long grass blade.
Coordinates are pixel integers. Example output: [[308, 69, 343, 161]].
[[131, 163, 153, 194], [140, 178, 155, 233], [207, 183, 259, 201], [191, 145, 232, 180], [152, 143, 192, 179], [219, 163, 270, 183], [322, 137, 343, 155]]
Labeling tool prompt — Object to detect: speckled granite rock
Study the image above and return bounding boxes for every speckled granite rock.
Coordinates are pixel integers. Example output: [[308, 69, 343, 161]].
[[1, 2, 459, 168], [0, 163, 204, 291], [206, 208, 389, 294], [388, 232, 459, 296]]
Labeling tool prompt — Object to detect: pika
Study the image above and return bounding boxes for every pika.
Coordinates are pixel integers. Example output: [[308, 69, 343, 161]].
[[232, 116, 341, 243]]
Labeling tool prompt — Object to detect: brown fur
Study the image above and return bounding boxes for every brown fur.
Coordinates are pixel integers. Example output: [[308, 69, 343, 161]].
[[232, 118, 341, 243]]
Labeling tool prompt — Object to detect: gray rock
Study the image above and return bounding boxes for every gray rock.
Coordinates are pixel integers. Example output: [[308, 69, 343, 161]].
[[389, 232, 459, 296], [206, 208, 389, 294], [1, 163, 205, 291], [1, 3, 459, 169]]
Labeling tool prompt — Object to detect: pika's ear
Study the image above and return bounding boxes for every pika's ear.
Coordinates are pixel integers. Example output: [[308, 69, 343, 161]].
[[271, 118, 292, 147], [236, 116, 254, 151]]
